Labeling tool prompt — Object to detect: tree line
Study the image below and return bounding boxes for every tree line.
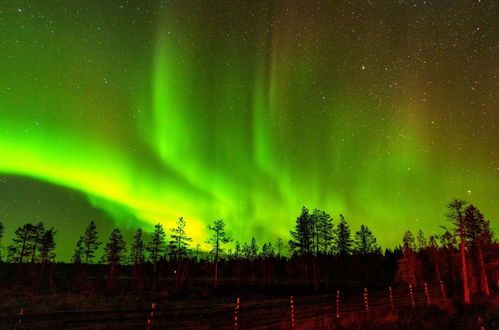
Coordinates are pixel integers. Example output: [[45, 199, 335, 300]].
[[0, 199, 496, 303]]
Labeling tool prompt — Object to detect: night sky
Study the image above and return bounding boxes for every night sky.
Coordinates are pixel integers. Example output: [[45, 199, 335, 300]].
[[0, 0, 498, 260]]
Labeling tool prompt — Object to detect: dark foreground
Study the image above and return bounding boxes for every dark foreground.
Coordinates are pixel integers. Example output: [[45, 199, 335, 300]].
[[1, 289, 497, 329]]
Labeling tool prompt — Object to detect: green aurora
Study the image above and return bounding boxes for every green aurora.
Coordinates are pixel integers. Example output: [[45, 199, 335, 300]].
[[0, 1, 498, 259]]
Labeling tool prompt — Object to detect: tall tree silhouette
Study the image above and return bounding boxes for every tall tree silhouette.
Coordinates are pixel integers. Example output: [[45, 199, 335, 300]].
[[130, 228, 146, 266], [8, 223, 36, 263], [168, 217, 192, 261], [464, 204, 492, 296], [289, 207, 312, 255], [38, 228, 56, 263], [103, 228, 127, 291], [249, 237, 259, 260], [396, 230, 421, 287], [416, 229, 427, 251], [446, 198, 470, 304], [206, 219, 231, 288], [354, 224, 379, 255], [29, 222, 45, 264], [130, 228, 146, 292], [81, 221, 101, 264], [38, 228, 56, 285], [146, 223, 166, 275], [72, 237, 84, 264], [169, 217, 192, 290], [334, 215, 352, 255], [315, 210, 333, 254]]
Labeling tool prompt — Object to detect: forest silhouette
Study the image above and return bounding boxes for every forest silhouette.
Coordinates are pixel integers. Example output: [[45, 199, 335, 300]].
[[0, 198, 496, 307]]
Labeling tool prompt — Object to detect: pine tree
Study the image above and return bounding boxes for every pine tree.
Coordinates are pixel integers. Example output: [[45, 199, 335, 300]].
[[81, 221, 101, 264], [464, 204, 492, 296], [233, 241, 241, 260], [72, 236, 84, 264], [416, 229, 427, 251], [206, 219, 232, 288], [130, 228, 146, 266], [104, 228, 127, 264], [8, 223, 36, 263], [354, 224, 379, 255], [289, 207, 312, 255], [38, 228, 56, 285], [29, 222, 45, 263], [103, 228, 127, 291], [316, 210, 333, 255], [261, 242, 275, 258], [38, 228, 56, 264], [168, 217, 192, 261], [249, 237, 259, 260], [146, 223, 166, 274], [242, 242, 251, 259], [446, 199, 470, 304], [396, 230, 421, 287], [334, 214, 352, 255]]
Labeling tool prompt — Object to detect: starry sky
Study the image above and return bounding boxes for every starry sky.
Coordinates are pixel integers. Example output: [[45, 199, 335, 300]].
[[0, 0, 498, 260]]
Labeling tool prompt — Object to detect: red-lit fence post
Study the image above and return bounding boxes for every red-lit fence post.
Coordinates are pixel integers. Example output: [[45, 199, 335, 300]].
[[389, 286, 394, 312], [290, 296, 295, 329], [440, 280, 447, 304], [234, 297, 240, 329], [424, 282, 431, 305], [147, 302, 156, 330], [409, 285, 415, 308], [336, 290, 340, 319], [363, 287, 369, 313], [14, 308, 24, 330]]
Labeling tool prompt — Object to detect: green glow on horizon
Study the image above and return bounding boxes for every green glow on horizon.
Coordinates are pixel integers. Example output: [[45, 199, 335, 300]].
[[0, 1, 497, 254]]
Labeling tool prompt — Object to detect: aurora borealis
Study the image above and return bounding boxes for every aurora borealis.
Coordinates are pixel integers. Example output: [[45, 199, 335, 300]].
[[0, 0, 498, 260]]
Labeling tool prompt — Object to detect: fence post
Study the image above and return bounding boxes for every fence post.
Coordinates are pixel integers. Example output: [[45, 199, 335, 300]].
[[234, 297, 240, 329], [424, 282, 431, 305], [363, 287, 369, 313], [409, 284, 415, 308], [336, 290, 340, 319], [14, 308, 24, 330], [147, 302, 156, 330], [290, 296, 295, 329], [389, 286, 394, 312], [440, 280, 447, 305]]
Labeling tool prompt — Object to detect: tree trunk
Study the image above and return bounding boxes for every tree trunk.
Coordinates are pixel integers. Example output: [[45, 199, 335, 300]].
[[214, 256, 219, 289], [459, 233, 470, 304], [477, 245, 490, 296], [432, 247, 441, 282]]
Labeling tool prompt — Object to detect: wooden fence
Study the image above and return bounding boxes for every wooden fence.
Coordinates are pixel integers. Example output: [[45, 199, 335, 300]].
[[1, 282, 463, 329]]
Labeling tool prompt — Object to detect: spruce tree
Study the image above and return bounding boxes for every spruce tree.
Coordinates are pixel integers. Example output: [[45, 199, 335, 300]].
[[82, 221, 101, 264], [130, 228, 146, 265], [289, 206, 312, 255], [38, 228, 56, 263], [334, 214, 352, 255], [103, 228, 127, 291], [72, 236, 84, 264], [146, 223, 166, 274], [168, 217, 192, 261], [354, 224, 379, 255]]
